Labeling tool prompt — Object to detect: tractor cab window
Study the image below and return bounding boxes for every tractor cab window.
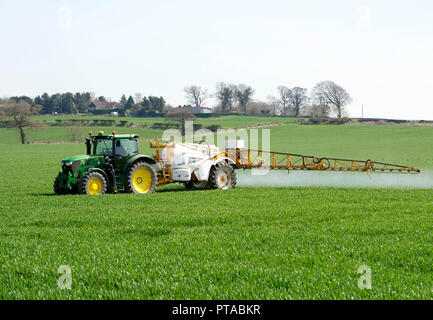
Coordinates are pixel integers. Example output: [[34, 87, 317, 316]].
[[94, 139, 113, 156], [115, 139, 138, 157]]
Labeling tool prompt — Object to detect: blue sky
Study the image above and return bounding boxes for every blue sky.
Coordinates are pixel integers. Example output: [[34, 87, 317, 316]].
[[1, 0, 432, 119]]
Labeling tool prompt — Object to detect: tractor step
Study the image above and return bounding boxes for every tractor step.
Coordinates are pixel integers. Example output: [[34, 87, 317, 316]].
[[114, 172, 124, 191]]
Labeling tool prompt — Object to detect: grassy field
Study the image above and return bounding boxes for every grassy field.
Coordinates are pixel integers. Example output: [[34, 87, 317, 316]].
[[0, 117, 432, 299], [35, 115, 296, 128], [0, 115, 292, 144]]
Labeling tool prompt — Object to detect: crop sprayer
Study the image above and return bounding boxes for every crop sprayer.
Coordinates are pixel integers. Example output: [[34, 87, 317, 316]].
[[53, 131, 420, 195]]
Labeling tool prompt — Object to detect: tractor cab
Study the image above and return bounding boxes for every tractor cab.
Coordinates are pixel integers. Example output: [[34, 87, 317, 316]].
[[86, 131, 139, 159]]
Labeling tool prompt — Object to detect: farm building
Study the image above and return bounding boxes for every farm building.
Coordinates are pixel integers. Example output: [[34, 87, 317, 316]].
[[190, 106, 212, 113], [176, 106, 212, 114], [88, 101, 123, 112]]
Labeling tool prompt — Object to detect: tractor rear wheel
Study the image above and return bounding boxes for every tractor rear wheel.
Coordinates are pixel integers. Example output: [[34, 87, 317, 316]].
[[79, 172, 107, 195], [125, 162, 157, 194], [208, 162, 237, 190]]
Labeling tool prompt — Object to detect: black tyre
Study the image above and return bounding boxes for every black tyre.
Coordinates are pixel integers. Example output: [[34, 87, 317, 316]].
[[53, 173, 70, 195], [125, 162, 157, 194], [208, 162, 237, 190], [79, 172, 107, 195], [184, 180, 209, 190]]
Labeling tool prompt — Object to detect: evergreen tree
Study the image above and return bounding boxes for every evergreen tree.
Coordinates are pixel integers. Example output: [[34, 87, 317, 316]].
[[124, 96, 135, 110], [82, 92, 92, 112], [141, 97, 151, 111], [34, 95, 43, 106], [61, 92, 74, 114], [73, 92, 91, 113], [40, 93, 50, 114], [41, 93, 50, 111], [120, 94, 127, 105], [148, 96, 165, 112], [10, 96, 34, 105], [157, 96, 165, 112], [48, 94, 62, 114]]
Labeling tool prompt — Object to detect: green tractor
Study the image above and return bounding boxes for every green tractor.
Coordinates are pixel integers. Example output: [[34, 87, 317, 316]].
[[53, 131, 157, 195]]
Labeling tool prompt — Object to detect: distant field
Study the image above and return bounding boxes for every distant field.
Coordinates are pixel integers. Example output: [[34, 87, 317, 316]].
[[0, 115, 294, 144], [0, 126, 165, 145], [34, 115, 296, 128], [0, 117, 432, 299]]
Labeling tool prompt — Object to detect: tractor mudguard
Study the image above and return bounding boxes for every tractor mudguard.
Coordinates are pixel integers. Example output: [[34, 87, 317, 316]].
[[87, 168, 110, 184], [194, 157, 235, 181], [213, 157, 236, 167]]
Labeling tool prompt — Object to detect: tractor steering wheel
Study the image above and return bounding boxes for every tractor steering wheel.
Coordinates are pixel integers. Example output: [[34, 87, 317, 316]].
[[102, 148, 112, 156]]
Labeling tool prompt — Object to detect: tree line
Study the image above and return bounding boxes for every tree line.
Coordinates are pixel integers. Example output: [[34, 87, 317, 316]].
[[120, 94, 165, 116], [0, 92, 166, 116], [183, 80, 352, 120], [0, 79, 351, 120], [7, 92, 93, 114]]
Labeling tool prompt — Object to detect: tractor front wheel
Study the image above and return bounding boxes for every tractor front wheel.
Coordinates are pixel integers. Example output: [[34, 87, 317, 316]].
[[79, 172, 107, 195], [126, 162, 157, 194], [53, 173, 70, 195], [208, 162, 237, 190]]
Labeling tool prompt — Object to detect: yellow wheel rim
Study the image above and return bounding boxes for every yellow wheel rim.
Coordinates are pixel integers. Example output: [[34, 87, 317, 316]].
[[87, 177, 102, 195], [133, 168, 152, 193]]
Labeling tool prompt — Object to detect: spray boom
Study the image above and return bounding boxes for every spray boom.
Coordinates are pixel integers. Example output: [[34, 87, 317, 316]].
[[228, 147, 420, 174]]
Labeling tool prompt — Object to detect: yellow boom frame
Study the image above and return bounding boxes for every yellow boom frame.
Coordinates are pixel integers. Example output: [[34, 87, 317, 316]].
[[229, 148, 420, 174]]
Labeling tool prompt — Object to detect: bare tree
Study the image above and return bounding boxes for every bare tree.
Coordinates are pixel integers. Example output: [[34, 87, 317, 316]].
[[164, 104, 175, 112], [310, 85, 328, 109], [67, 125, 83, 142], [234, 84, 255, 114], [165, 108, 196, 136], [90, 92, 96, 102], [267, 96, 280, 116], [312, 81, 352, 119], [309, 86, 330, 121], [184, 86, 208, 109], [277, 86, 292, 116], [215, 82, 235, 112], [3, 103, 43, 144], [134, 92, 143, 104], [247, 101, 272, 116], [308, 104, 331, 121], [289, 87, 308, 117]]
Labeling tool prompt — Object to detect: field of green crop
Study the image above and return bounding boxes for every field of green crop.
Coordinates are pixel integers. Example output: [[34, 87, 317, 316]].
[[0, 117, 432, 299]]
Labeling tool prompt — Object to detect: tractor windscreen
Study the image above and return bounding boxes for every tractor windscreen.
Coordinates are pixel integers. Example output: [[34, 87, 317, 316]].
[[115, 139, 138, 157], [94, 139, 113, 156]]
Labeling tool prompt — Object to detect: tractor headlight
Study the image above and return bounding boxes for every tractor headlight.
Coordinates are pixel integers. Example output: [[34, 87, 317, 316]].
[[64, 162, 73, 166]]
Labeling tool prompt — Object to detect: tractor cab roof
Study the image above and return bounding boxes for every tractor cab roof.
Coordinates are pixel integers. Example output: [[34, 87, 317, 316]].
[[89, 131, 139, 139]]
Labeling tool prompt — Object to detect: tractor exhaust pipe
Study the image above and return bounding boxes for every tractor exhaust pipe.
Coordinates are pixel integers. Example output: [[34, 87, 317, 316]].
[[85, 138, 91, 155]]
